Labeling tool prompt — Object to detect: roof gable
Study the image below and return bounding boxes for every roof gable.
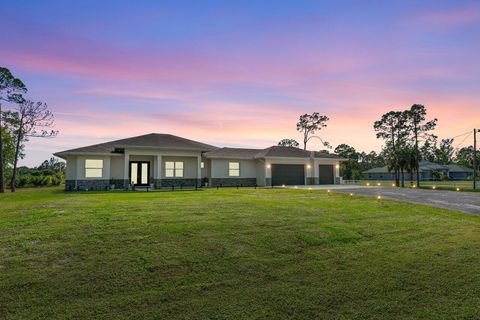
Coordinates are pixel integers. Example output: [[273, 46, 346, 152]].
[[55, 133, 217, 156]]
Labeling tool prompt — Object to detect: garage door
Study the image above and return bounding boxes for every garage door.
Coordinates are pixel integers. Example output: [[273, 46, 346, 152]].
[[319, 165, 334, 184], [271, 164, 305, 186]]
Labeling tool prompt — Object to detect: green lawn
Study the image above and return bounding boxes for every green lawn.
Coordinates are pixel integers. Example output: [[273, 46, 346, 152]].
[[1, 188, 479, 319], [352, 180, 479, 192]]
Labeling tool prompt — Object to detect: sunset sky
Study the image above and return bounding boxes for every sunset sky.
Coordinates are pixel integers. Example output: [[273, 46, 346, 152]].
[[2, 0, 480, 166]]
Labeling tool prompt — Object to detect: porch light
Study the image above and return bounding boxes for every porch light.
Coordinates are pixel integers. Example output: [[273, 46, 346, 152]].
[[335, 164, 340, 169], [307, 164, 311, 169], [266, 164, 271, 168]]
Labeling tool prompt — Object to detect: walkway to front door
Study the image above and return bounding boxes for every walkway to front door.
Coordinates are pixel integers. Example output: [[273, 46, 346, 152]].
[[130, 161, 150, 186]]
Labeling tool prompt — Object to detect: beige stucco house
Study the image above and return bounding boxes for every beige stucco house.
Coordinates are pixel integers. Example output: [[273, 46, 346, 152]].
[[54, 133, 344, 190]]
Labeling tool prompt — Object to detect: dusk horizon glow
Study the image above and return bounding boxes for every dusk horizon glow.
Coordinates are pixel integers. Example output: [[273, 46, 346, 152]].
[[2, 0, 479, 166]]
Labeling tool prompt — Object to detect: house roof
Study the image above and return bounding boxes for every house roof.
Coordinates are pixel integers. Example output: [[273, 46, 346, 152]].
[[445, 164, 474, 173], [363, 166, 391, 174], [205, 145, 344, 160], [203, 147, 263, 159], [55, 133, 217, 157], [363, 162, 474, 174]]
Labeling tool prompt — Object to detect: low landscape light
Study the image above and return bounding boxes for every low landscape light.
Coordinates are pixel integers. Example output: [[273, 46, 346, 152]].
[[308, 187, 312, 190], [377, 183, 381, 186], [282, 184, 286, 188], [456, 187, 460, 191], [294, 185, 298, 189], [412, 185, 416, 188], [432, 186, 436, 190], [366, 183, 370, 186], [350, 193, 353, 197], [377, 196, 382, 200], [391, 183, 396, 187], [327, 189, 331, 194]]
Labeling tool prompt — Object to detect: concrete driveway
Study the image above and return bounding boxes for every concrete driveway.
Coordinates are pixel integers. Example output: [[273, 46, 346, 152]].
[[331, 186, 480, 215]]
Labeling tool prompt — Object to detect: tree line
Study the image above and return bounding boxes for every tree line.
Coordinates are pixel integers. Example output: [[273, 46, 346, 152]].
[[277, 109, 478, 185], [0, 67, 58, 193]]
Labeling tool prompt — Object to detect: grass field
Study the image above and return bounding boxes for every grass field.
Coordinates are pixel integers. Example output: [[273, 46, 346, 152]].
[[1, 188, 480, 319], [350, 180, 479, 192]]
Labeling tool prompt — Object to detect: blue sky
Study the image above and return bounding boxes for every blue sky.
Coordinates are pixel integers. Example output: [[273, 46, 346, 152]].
[[1, 0, 479, 166]]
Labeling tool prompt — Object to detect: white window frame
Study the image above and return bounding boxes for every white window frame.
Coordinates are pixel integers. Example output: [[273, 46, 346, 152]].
[[85, 159, 103, 178], [228, 162, 240, 177], [165, 161, 184, 177]]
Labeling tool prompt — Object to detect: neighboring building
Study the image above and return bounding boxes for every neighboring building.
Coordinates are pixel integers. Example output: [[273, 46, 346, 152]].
[[54, 133, 344, 190], [362, 160, 473, 181]]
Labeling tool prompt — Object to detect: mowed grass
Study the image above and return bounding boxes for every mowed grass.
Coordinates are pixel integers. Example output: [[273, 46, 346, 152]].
[[354, 180, 479, 192], [1, 188, 479, 319]]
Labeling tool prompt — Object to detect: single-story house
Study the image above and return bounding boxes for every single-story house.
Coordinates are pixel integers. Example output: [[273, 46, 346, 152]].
[[54, 133, 344, 190], [362, 160, 473, 181]]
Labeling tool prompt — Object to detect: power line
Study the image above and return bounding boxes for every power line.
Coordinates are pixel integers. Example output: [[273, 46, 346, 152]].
[[453, 132, 472, 151]]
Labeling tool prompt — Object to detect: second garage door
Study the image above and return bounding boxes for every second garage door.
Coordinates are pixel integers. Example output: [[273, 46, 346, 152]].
[[319, 164, 334, 184], [271, 164, 305, 186]]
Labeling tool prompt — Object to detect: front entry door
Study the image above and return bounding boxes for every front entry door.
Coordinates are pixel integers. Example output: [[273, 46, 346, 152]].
[[130, 161, 150, 186]]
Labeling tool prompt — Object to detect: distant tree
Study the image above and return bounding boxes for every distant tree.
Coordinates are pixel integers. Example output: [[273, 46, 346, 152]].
[[405, 104, 437, 187], [10, 100, 58, 192], [296, 113, 329, 150], [38, 157, 66, 173], [455, 146, 479, 168], [435, 138, 454, 164], [373, 111, 408, 186], [0, 67, 27, 193], [334, 144, 358, 180], [278, 138, 299, 148]]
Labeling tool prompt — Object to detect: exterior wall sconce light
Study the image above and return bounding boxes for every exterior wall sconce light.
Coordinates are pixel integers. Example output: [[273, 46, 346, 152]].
[[307, 164, 311, 169], [266, 164, 271, 169], [335, 164, 340, 169]]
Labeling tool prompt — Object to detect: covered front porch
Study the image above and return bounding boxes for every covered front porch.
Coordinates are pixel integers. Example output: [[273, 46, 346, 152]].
[[114, 148, 204, 189]]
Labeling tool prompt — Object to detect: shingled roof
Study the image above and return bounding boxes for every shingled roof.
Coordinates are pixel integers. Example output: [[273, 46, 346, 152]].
[[55, 133, 217, 157], [204, 145, 344, 159]]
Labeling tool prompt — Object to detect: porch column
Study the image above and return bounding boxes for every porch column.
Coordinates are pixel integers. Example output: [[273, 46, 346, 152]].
[[156, 155, 162, 188], [124, 152, 129, 188], [197, 155, 202, 186]]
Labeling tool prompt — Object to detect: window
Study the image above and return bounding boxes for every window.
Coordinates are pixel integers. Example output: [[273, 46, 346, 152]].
[[229, 162, 240, 177], [165, 161, 184, 177], [85, 159, 103, 178], [201, 161, 204, 169]]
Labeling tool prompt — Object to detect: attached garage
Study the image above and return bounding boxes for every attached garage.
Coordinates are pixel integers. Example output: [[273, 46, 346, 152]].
[[319, 164, 334, 184], [271, 164, 305, 186]]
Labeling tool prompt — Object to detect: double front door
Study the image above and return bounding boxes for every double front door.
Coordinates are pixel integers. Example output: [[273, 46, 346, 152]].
[[130, 161, 150, 186]]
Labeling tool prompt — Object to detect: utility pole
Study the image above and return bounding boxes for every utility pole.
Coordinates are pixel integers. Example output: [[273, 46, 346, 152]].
[[474, 128, 477, 190]]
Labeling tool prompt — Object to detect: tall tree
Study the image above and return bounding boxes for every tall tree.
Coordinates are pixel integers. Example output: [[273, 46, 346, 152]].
[[455, 146, 479, 168], [10, 100, 58, 192], [0, 67, 27, 193], [373, 111, 407, 186], [277, 138, 300, 148], [405, 104, 437, 187], [435, 138, 454, 164], [334, 144, 358, 180], [296, 113, 329, 150]]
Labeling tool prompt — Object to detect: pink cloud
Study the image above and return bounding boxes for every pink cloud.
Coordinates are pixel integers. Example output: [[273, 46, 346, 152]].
[[405, 5, 480, 30]]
